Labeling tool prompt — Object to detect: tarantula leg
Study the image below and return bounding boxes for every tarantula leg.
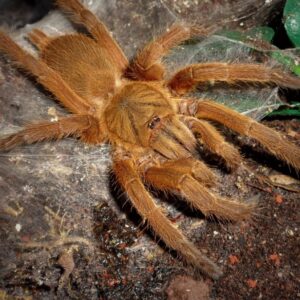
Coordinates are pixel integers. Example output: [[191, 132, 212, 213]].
[[153, 158, 217, 187], [145, 160, 256, 222], [0, 115, 99, 151], [130, 24, 210, 81], [56, 0, 128, 71], [182, 116, 242, 169], [0, 32, 92, 114], [114, 158, 222, 279], [168, 63, 300, 95], [27, 29, 51, 51], [185, 99, 300, 170]]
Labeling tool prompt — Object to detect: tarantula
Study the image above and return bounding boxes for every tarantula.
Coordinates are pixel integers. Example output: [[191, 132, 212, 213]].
[[0, 0, 299, 279]]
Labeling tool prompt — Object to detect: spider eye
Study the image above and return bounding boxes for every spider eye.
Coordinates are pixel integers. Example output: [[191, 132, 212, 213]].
[[148, 116, 161, 129]]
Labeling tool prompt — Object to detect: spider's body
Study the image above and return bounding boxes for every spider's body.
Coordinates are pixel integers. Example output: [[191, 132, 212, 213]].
[[105, 82, 196, 160], [0, 0, 300, 279]]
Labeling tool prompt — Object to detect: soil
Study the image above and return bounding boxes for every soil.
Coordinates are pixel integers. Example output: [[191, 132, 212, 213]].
[[0, 0, 299, 299]]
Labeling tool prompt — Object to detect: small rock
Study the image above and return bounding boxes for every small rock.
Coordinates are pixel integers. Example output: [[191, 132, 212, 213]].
[[166, 275, 210, 300], [15, 223, 22, 232]]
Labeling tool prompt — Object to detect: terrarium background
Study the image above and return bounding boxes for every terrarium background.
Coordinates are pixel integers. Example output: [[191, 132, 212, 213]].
[[0, 1, 299, 299]]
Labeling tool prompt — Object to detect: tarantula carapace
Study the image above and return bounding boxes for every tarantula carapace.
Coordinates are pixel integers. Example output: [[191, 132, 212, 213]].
[[0, 0, 299, 279]]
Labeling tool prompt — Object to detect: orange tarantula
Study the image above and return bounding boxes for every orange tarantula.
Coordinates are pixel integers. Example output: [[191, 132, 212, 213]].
[[0, 0, 299, 279]]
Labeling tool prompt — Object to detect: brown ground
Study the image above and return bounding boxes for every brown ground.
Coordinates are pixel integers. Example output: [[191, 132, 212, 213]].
[[0, 0, 299, 299]]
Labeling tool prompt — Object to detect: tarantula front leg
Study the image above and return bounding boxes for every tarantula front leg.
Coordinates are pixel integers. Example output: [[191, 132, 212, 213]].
[[181, 99, 300, 169], [56, 0, 128, 71], [113, 156, 222, 279], [130, 24, 210, 81], [0, 115, 102, 151], [181, 116, 242, 169], [144, 158, 255, 222], [0, 32, 92, 114], [168, 63, 300, 95]]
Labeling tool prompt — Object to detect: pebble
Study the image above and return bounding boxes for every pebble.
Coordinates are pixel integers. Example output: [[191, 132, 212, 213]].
[[15, 223, 22, 232]]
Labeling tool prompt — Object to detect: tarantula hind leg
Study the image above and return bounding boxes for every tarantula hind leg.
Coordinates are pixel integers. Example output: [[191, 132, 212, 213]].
[[187, 100, 300, 170], [144, 159, 256, 222], [113, 158, 223, 279], [0, 115, 99, 151]]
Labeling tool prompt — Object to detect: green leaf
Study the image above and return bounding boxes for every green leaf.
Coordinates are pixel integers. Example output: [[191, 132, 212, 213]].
[[284, 0, 300, 47], [293, 65, 300, 76], [247, 26, 275, 42], [284, 0, 300, 15], [270, 50, 300, 76], [216, 30, 245, 42], [217, 28, 300, 77], [268, 105, 300, 117], [217, 27, 275, 43]]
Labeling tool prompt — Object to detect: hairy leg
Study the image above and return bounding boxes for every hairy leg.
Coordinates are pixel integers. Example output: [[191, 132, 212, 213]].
[[114, 156, 222, 279], [0, 115, 101, 150], [56, 0, 128, 71], [27, 29, 52, 51], [144, 159, 255, 222], [182, 99, 300, 169], [146, 157, 217, 187], [130, 24, 210, 81], [182, 116, 242, 169], [168, 62, 300, 95], [0, 32, 93, 114]]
